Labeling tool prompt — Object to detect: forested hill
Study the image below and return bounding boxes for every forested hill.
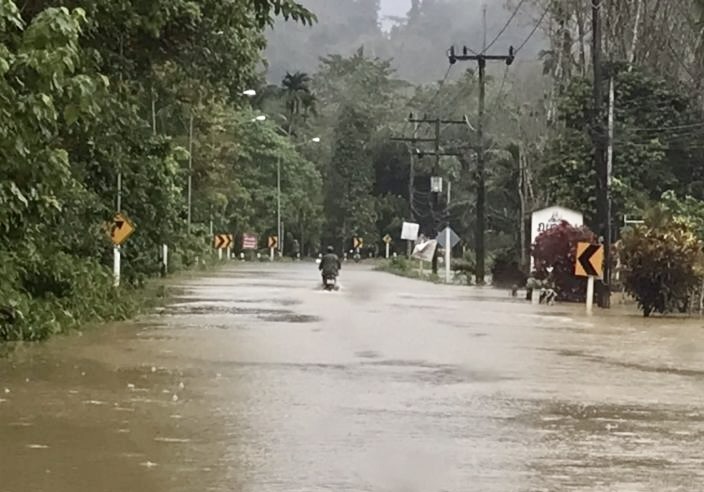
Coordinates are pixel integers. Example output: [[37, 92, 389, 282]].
[[265, 0, 547, 84]]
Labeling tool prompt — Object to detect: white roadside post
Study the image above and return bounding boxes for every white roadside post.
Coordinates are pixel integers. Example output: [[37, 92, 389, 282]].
[[383, 234, 392, 259], [445, 181, 452, 283], [438, 225, 458, 284], [586, 276, 595, 315], [218, 248, 223, 261], [110, 212, 135, 288], [115, 166, 122, 287], [162, 244, 168, 273], [444, 227, 451, 283], [113, 247, 121, 287]]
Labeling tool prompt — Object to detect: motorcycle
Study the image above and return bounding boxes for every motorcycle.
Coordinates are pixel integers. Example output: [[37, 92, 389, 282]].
[[322, 274, 338, 291]]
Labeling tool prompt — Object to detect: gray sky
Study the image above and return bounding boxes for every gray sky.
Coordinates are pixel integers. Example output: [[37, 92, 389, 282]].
[[379, 0, 411, 19]]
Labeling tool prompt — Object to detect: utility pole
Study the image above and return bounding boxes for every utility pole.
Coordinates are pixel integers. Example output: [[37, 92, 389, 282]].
[[606, 75, 615, 301], [392, 116, 438, 258], [448, 45, 515, 285], [277, 153, 281, 255], [392, 115, 464, 262], [188, 112, 194, 234], [408, 113, 419, 257], [410, 114, 418, 217], [592, 0, 610, 308]]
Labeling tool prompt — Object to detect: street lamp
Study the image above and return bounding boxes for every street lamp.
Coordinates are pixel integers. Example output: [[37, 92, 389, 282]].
[[188, 88, 257, 234], [277, 137, 321, 254]]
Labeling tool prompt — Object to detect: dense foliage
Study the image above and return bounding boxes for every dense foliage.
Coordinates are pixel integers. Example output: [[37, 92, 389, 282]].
[[0, 0, 316, 341], [620, 209, 704, 317], [532, 222, 597, 302]]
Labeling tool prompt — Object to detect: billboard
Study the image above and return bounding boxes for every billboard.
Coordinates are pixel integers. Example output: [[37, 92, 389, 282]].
[[530, 206, 583, 270]]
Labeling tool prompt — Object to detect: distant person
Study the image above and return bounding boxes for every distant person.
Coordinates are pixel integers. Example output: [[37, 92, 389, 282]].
[[319, 246, 341, 283]]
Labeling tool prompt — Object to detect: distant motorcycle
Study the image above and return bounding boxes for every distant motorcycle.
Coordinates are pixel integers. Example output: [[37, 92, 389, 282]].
[[322, 273, 338, 291]]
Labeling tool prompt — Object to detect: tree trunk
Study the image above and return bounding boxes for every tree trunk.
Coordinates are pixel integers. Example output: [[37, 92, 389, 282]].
[[628, 0, 643, 71], [151, 93, 157, 135], [575, 2, 588, 77]]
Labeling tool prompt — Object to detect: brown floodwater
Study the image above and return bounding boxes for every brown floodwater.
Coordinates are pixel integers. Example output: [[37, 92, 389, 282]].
[[1, 263, 704, 491]]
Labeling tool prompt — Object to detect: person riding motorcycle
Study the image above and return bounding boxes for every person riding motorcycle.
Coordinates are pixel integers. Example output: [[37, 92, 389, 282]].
[[319, 246, 341, 284]]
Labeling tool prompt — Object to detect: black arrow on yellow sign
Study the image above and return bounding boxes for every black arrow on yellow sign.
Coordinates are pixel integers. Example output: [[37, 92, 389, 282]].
[[213, 234, 233, 249], [110, 212, 135, 246], [268, 236, 278, 249], [575, 242, 604, 278]]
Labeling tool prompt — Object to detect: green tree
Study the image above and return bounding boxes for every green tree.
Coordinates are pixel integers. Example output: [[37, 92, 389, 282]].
[[281, 70, 316, 135], [325, 105, 377, 248], [542, 65, 704, 223], [0, 0, 316, 341]]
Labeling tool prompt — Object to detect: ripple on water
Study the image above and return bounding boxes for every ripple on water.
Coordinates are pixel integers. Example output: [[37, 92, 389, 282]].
[[154, 437, 192, 443]]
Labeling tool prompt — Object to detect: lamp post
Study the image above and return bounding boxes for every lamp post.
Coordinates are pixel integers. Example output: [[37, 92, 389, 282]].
[[277, 137, 321, 255]]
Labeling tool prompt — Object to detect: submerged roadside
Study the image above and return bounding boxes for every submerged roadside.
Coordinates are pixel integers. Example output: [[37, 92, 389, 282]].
[[0, 253, 229, 346]]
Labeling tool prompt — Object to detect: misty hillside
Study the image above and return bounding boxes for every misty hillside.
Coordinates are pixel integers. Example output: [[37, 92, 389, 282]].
[[265, 0, 547, 84]]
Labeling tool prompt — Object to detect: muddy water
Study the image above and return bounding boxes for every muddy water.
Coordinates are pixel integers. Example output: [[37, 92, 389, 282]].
[[2, 263, 704, 491]]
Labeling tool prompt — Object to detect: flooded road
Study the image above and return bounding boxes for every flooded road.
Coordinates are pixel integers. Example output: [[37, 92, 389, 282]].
[[2, 263, 704, 491]]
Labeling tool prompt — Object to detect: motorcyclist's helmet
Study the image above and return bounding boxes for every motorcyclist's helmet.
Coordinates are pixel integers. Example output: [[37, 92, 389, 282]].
[[327, 245, 334, 253]]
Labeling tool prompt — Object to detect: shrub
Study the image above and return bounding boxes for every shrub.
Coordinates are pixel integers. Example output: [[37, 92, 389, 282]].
[[491, 248, 526, 287], [389, 255, 410, 271], [620, 213, 704, 317], [532, 220, 597, 302], [452, 260, 475, 285]]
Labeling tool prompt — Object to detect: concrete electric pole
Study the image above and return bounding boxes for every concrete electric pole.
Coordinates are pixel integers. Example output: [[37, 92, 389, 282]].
[[448, 45, 515, 285]]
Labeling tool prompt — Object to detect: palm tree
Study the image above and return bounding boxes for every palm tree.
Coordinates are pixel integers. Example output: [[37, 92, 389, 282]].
[[281, 71, 316, 135]]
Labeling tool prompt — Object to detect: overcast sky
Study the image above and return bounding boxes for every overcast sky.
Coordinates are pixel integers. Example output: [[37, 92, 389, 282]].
[[379, 0, 411, 19], [379, 0, 487, 30]]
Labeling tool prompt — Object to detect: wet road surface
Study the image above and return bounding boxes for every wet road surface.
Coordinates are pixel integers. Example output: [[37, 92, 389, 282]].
[[2, 263, 704, 491]]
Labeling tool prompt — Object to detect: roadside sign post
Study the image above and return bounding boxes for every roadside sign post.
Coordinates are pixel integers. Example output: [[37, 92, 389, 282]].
[[109, 212, 136, 287], [242, 233, 258, 259], [401, 222, 420, 258], [268, 236, 278, 262], [437, 226, 460, 284], [113, 247, 121, 287], [352, 236, 364, 259], [213, 234, 233, 261], [574, 242, 605, 315], [383, 234, 392, 259], [586, 276, 595, 314], [445, 227, 451, 283]]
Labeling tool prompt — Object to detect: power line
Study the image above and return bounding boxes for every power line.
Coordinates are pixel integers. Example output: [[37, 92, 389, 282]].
[[483, 0, 528, 53], [515, 6, 549, 54], [399, 64, 456, 140]]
